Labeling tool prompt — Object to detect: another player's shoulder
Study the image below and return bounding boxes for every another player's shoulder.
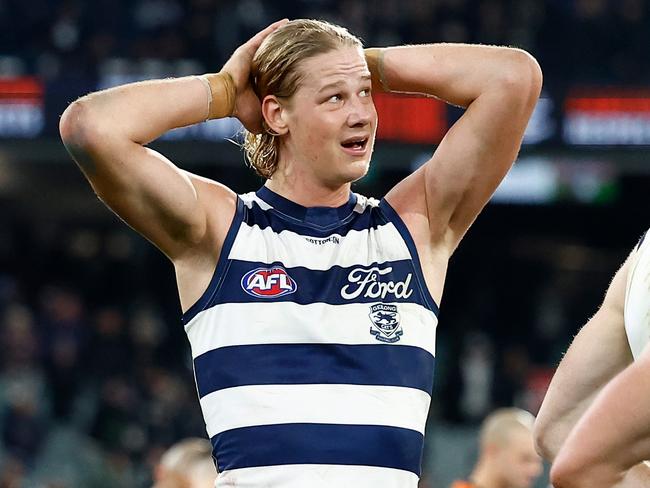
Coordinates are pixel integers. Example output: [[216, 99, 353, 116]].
[[624, 228, 650, 359], [625, 227, 650, 304], [626, 227, 650, 286]]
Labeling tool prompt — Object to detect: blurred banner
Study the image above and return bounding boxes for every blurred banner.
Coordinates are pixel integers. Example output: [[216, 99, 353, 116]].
[[564, 89, 650, 145], [0, 77, 44, 137], [4, 76, 650, 148]]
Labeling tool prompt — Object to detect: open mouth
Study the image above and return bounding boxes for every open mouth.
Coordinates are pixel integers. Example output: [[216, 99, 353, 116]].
[[341, 137, 369, 152]]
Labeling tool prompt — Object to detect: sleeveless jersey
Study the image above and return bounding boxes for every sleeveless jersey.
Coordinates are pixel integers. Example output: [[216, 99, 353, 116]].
[[625, 229, 650, 360], [182, 186, 439, 487]]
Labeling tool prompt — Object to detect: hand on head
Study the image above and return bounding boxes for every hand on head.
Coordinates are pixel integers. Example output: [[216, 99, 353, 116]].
[[221, 19, 289, 133]]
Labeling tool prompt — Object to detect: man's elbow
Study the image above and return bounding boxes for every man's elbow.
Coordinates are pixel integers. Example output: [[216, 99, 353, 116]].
[[60, 99, 92, 148], [498, 48, 543, 106], [59, 99, 105, 176], [532, 407, 567, 462], [532, 417, 554, 461]]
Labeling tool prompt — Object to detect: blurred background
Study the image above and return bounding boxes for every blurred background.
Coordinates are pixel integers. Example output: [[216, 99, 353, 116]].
[[0, 0, 648, 486]]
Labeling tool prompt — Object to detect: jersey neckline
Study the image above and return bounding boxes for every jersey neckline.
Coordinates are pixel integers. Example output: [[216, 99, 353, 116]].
[[256, 185, 359, 228]]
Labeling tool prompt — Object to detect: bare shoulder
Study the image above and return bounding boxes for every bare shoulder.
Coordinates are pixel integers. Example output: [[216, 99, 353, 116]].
[[603, 249, 637, 314], [173, 174, 239, 312], [184, 172, 238, 248], [188, 171, 238, 205]]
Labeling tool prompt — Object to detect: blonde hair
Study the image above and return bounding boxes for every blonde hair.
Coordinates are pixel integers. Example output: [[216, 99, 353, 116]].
[[243, 19, 362, 179]]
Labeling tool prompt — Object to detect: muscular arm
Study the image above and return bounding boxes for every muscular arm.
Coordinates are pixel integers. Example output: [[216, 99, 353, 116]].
[[59, 21, 287, 311], [59, 20, 285, 263], [550, 344, 650, 488], [59, 76, 230, 259], [534, 255, 634, 462], [377, 43, 542, 253]]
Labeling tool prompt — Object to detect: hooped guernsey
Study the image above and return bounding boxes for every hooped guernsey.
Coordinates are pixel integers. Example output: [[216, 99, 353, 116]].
[[182, 186, 439, 487]]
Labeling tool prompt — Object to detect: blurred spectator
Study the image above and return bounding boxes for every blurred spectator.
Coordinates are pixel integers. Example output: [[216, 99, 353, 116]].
[[493, 345, 532, 411], [450, 408, 542, 488], [90, 376, 141, 453], [459, 332, 494, 422], [1, 377, 46, 466], [1, 304, 40, 371], [153, 437, 216, 488], [86, 306, 132, 379], [0, 456, 27, 488]]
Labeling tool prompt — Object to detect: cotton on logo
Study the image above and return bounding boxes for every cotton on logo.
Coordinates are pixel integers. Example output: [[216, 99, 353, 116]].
[[241, 267, 297, 298]]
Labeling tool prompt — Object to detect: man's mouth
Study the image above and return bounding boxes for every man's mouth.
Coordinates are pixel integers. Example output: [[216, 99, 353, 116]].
[[341, 137, 369, 152]]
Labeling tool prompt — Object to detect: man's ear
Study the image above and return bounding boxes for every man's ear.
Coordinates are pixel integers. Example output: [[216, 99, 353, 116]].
[[261, 95, 289, 135]]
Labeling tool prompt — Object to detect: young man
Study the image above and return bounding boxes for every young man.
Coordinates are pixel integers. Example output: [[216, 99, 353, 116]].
[[59, 18, 541, 488], [451, 408, 542, 488], [535, 230, 650, 487]]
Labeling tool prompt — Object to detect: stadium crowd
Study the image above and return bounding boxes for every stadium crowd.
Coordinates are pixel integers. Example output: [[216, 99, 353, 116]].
[[1, 0, 649, 84]]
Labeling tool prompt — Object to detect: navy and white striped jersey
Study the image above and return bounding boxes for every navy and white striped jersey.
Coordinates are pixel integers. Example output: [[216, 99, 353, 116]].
[[182, 186, 439, 487]]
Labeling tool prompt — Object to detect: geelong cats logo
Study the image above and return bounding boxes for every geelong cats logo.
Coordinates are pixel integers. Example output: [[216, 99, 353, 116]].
[[241, 266, 297, 298], [368, 304, 403, 343]]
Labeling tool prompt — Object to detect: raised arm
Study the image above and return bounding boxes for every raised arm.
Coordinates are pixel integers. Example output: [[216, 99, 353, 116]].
[[372, 43, 542, 253], [533, 254, 633, 462], [550, 343, 650, 488], [59, 75, 227, 259], [59, 20, 286, 261]]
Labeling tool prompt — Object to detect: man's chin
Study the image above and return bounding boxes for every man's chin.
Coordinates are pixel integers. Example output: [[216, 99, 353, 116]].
[[345, 159, 370, 183]]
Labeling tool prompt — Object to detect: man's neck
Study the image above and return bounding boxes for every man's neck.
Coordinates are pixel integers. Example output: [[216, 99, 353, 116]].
[[265, 171, 351, 208]]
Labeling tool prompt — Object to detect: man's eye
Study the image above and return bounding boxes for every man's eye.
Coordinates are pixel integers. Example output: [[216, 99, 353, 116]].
[[360, 88, 371, 97], [328, 94, 342, 103]]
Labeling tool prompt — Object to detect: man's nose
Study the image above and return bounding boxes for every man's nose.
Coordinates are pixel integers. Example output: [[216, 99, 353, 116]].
[[347, 97, 374, 127]]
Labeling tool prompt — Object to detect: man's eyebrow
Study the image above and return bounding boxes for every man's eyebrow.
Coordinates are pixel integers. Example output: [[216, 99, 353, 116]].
[[317, 75, 373, 93], [317, 80, 346, 94]]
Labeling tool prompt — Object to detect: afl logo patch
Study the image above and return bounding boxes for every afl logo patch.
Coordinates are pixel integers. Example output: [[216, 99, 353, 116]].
[[368, 303, 403, 343], [241, 266, 297, 298]]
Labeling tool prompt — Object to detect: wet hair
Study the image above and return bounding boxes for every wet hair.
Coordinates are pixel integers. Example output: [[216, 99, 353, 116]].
[[243, 19, 362, 179]]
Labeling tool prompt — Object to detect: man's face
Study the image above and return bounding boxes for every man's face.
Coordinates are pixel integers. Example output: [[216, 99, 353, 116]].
[[495, 428, 543, 488], [280, 45, 378, 188]]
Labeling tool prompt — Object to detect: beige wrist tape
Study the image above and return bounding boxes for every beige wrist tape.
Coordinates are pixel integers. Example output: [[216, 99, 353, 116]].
[[364, 48, 391, 93], [201, 72, 236, 120]]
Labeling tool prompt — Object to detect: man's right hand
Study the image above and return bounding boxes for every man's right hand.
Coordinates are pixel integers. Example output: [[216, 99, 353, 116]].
[[221, 19, 288, 133]]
